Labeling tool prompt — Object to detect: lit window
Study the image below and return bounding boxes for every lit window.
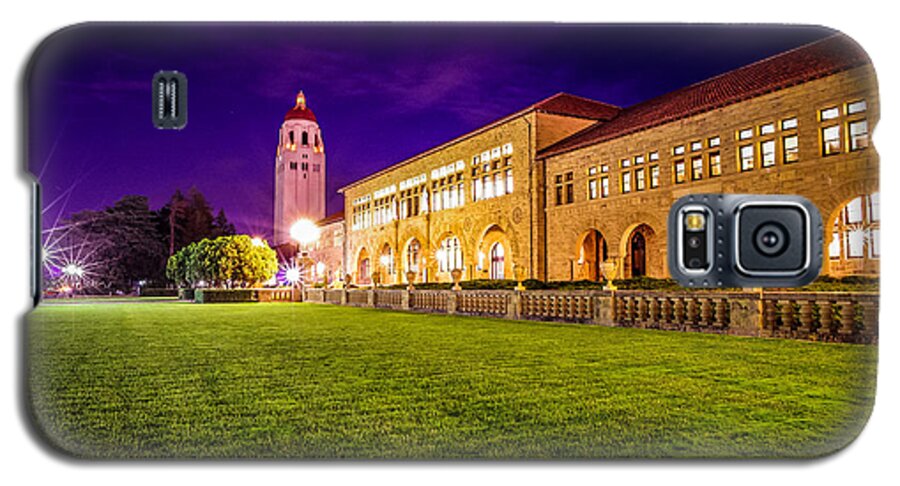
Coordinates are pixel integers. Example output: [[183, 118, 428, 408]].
[[691, 156, 703, 180], [650, 166, 660, 188], [783, 135, 799, 163], [588, 179, 598, 200], [690, 141, 702, 152], [494, 172, 505, 197], [635, 168, 645, 191], [457, 183, 465, 207], [674, 160, 686, 183], [822, 125, 841, 155], [760, 123, 775, 136], [739, 144, 755, 171], [621, 158, 631, 168], [761, 140, 776, 167], [709, 152, 721, 177], [474, 178, 483, 201], [506, 169, 513, 193], [708, 136, 720, 147], [782, 117, 798, 130], [621, 172, 632, 193], [635, 155, 645, 165], [849, 120, 869, 151], [821, 107, 840, 120], [438, 236, 462, 273], [649, 151, 659, 162], [600, 177, 609, 198], [484, 175, 493, 199], [738, 128, 753, 140], [673, 145, 685, 156], [588, 166, 597, 176], [847, 100, 867, 115], [601, 164, 610, 173]]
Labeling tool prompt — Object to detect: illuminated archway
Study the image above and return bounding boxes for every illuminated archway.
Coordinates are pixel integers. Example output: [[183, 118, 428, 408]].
[[827, 192, 879, 276], [576, 229, 608, 281], [356, 247, 371, 285]]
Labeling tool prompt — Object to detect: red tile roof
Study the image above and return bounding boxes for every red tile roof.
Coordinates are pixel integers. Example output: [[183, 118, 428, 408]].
[[539, 34, 872, 158], [532, 92, 621, 120], [317, 211, 344, 226]]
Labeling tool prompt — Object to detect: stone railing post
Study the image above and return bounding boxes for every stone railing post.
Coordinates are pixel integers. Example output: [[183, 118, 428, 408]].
[[400, 289, 410, 310], [593, 293, 614, 325], [446, 291, 457, 315], [508, 291, 521, 320], [367, 289, 375, 308], [340, 288, 348, 305]]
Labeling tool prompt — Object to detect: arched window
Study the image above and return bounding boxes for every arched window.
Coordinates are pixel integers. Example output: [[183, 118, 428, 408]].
[[438, 236, 462, 273], [380, 245, 395, 275], [406, 239, 421, 274], [490, 243, 505, 280], [301, 131, 309, 146], [830, 193, 880, 263], [358, 257, 370, 284]]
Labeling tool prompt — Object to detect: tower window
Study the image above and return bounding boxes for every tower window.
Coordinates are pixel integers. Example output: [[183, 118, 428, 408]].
[[289, 162, 297, 170], [302, 131, 309, 146]]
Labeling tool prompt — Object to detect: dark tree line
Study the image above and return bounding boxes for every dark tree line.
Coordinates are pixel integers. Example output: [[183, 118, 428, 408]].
[[52, 187, 236, 292]]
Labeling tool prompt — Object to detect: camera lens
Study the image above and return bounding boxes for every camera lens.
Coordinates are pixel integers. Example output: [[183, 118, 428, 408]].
[[687, 257, 703, 268], [687, 235, 702, 249], [753, 223, 788, 256]]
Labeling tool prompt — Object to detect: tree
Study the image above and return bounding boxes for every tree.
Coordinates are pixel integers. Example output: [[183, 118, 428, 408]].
[[62, 195, 168, 291], [157, 187, 236, 255], [166, 235, 277, 288]]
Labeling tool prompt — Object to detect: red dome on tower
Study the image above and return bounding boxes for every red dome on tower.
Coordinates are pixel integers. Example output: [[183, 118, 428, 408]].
[[284, 90, 317, 122]]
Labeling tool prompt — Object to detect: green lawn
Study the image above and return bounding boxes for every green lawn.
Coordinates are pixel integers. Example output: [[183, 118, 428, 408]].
[[26, 300, 877, 459]]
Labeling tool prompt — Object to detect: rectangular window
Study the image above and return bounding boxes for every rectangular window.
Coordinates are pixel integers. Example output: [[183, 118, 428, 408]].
[[650, 166, 660, 188], [782, 117, 798, 130], [565, 181, 574, 204], [761, 140, 776, 167], [555, 185, 563, 206], [634, 155, 645, 165], [494, 172, 505, 197], [738, 128, 753, 140], [635, 168, 646, 191], [708, 136, 720, 148], [822, 125, 841, 155], [709, 152, 721, 177], [759, 123, 775, 136], [829, 226, 841, 259], [783, 135, 799, 163], [601, 164, 610, 173], [847, 100, 867, 114], [484, 175, 494, 199], [621, 172, 632, 193], [588, 179, 598, 200], [289, 162, 297, 170], [620, 158, 631, 168], [600, 177, 610, 198], [649, 151, 659, 162], [506, 169, 513, 193], [739, 144, 755, 171], [691, 156, 703, 180], [474, 178, 483, 201], [673, 145, 685, 156], [849, 120, 869, 151], [821, 106, 840, 120], [690, 141, 702, 152], [674, 160, 686, 184], [458, 183, 465, 207]]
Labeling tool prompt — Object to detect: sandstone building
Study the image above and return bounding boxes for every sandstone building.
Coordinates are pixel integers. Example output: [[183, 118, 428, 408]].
[[335, 33, 878, 285]]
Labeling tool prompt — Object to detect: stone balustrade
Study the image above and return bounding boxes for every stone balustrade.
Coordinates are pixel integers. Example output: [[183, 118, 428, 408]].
[[298, 287, 877, 344]]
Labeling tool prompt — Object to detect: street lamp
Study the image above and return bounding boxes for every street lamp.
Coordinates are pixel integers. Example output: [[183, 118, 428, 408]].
[[289, 218, 321, 288]]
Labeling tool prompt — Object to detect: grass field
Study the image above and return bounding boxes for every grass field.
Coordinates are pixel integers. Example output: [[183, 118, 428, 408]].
[[26, 300, 877, 459]]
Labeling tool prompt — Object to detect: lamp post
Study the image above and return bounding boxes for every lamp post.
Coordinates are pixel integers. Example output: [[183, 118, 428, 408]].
[[289, 219, 321, 289]]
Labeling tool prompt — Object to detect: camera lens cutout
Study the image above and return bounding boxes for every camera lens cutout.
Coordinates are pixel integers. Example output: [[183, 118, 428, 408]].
[[687, 235, 702, 249], [753, 222, 788, 256]]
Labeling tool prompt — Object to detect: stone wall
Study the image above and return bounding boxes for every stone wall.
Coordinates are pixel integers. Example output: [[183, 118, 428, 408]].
[[303, 288, 878, 344]]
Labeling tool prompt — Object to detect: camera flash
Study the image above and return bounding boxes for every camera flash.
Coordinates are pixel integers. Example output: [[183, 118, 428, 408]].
[[684, 212, 706, 231]]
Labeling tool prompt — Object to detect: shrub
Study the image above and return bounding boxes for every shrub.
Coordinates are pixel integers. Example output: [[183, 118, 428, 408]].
[[178, 288, 195, 301], [139, 288, 178, 297], [194, 289, 259, 303]]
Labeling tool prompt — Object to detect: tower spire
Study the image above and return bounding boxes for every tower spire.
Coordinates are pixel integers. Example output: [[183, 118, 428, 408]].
[[295, 90, 307, 110]]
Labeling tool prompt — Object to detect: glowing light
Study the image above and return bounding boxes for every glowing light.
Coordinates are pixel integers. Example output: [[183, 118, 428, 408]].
[[251, 237, 266, 247], [290, 219, 320, 245], [379, 254, 391, 266], [62, 263, 84, 278], [315, 261, 326, 275], [285, 268, 301, 284]]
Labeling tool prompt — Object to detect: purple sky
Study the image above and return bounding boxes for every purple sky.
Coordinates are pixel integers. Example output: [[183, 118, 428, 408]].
[[28, 23, 834, 238]]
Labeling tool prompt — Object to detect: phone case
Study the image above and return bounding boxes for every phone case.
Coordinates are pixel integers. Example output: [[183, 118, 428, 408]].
[[26, 23, 879, 459]]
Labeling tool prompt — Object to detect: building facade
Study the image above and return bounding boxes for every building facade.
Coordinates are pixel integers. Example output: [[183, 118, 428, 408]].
[[273, 91, 327, 247], [337, 34, 878, 285]]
